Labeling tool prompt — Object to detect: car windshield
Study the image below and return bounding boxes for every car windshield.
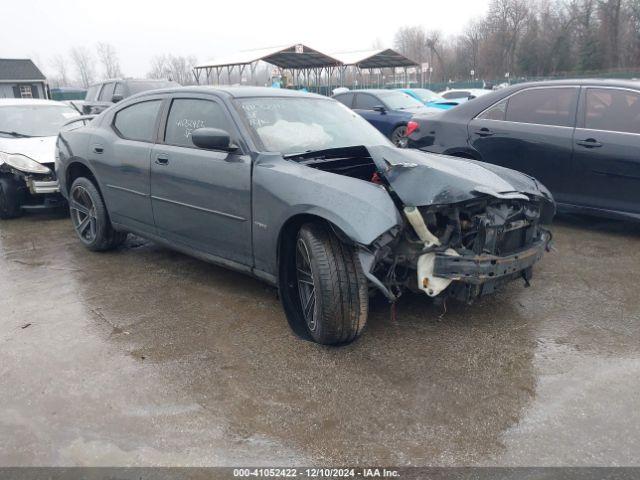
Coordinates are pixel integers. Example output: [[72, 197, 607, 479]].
[[410, 89, 443, 102], [128, 81, 178, 95], [235, 97, 392, 154], [378, 91, 424, 110], [0, 105, 79, 137]]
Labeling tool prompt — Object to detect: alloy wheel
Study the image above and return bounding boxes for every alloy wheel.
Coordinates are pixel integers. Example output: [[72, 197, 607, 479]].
[[70, 185, 97, 243], [296, 237, 317, 331], [392, 126, 408, 147]]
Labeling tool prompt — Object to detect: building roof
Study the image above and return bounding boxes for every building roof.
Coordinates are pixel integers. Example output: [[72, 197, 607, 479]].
[[0, 59, 46, 81], [195, 44, 342, 70], [332, 49, 418, 69]]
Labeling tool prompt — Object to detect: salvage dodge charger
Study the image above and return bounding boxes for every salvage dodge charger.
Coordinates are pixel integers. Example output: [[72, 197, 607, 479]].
[[56, 87, 555, 345]]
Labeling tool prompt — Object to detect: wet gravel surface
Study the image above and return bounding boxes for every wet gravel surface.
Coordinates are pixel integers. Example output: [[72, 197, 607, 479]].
[[1, 211, 639, 466]]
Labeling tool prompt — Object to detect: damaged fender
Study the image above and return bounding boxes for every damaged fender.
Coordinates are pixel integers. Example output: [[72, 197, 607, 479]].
[[251, 152, 402, 280]]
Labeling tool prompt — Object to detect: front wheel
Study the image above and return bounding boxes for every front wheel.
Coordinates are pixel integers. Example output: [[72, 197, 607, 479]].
[[290, 223, 369, 345], [390, 125, 408, 148], [69, 177, 127, 251]]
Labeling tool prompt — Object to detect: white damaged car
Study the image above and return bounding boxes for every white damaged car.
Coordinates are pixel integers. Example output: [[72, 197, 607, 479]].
[[0, 99, 79, 219]]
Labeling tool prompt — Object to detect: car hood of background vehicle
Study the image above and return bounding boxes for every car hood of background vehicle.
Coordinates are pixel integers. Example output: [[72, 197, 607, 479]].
[[366, 145, 554, 207], [0, 136, 56, 165]]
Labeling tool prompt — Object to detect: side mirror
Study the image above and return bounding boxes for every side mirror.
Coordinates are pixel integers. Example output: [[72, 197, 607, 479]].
[[111, 94, 123, 103], [191, 128, 238, 151], [373, 105, 387, 114]]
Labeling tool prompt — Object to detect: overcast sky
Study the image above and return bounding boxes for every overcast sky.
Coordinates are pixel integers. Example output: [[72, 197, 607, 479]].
[[1, 0, 489, 79]]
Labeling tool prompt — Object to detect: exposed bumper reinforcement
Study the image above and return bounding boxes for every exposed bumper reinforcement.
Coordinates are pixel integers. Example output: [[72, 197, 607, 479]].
[[432, 238, 547, 285]]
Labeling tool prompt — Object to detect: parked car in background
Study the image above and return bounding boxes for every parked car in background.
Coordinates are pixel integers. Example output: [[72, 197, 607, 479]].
[[333, 89, 426, 146], [82, 78, 180, 115], [400, 88, 443, 104], [439, 88, 492, 100], [56, 87, 554, 345], [407, 79, 640, 221], [0, 99, 79, 218], [401, 87, 466, 113]]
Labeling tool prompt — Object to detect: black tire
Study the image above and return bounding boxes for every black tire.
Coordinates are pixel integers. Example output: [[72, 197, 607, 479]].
[[290, 223, 369, 345], [69, 177, 127, 251], [390, 125, 408, 147], [0, 176, 23, 219]]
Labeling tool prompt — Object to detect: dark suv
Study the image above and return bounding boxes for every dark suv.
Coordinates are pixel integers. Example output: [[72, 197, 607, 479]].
[[81, 79, 179, 115]]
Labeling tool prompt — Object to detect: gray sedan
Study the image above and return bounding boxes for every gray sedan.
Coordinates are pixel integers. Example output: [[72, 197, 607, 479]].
[[56, 87, 554, 345]]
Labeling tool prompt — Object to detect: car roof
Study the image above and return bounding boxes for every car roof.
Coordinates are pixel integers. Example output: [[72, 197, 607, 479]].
[[0, 98, 68, 107], [133, 85, 328, 100], [88, 78, 178, 86], [503, 78, 640, 89], [441, 88, 491, 94], [347, 89, 400, 95]]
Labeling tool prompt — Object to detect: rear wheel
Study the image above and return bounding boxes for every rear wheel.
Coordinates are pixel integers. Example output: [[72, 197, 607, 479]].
[[69, 177, 127, 251], [390, 125, 408, 147], [288, 223, 369, 345], [0, 176, 23, 219]]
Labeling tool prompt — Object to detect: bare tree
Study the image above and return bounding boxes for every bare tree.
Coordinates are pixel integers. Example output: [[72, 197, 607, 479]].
[[147, 54, 197, 85], [371, 38, 385, 50], [393, 26, 428, 64], [96, 42, 122, 79], [148, 55, 170, 79], [70, 47, 95, 88], [50, 54, 69, 87]]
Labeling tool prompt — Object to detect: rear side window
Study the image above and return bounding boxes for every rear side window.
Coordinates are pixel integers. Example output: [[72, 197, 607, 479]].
[[99, 82, 115, 102], [113, 100, 161, 142], [164, 98, 229, 147], [506, 87, 577, 127], [585, 88, 640, 134], [113, 82, 125, 97], [333, 93, 354, 108], [478, 99, 507, 120], [353, 93, 380, 110], [85, 85, 100, 101]]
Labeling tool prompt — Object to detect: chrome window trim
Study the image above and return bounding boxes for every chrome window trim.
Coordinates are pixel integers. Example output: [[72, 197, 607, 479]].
[[575, 126, 640, 138], [475, 85, 580, 128], [472, 118, 575, 130]]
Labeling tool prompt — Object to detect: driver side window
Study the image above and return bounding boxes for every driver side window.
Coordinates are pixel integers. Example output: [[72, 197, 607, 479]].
[[353, 94, 380, 110], [164, 98, 230, 148]]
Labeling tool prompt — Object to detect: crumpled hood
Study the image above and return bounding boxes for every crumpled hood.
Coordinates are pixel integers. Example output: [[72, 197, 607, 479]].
[[0, 136, 57, 165], [366, 145, 554, 208]]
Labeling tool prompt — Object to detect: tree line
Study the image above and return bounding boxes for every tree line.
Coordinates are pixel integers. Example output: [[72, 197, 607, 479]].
[[47, 43, 198, 88], [393, 0, 640, 84]]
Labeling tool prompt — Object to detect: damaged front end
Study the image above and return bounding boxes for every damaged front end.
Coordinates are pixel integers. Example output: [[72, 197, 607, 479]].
[[390, 198, 550, 303], [287, 144, 554, 304], [0, 155, 64, 211]]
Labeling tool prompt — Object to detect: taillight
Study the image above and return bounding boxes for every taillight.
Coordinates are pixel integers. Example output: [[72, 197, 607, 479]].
[[406, 120, 420, 136]]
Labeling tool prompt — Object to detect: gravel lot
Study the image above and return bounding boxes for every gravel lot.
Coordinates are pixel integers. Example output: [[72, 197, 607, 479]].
[[1, 211, 639, 466]]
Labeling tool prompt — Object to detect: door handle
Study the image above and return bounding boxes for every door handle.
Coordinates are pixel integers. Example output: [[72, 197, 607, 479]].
[[155, 154, 169, 165], [92, 145, 104, 154], [474, 128, 494, 137], [576, 138, 602, 148]]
